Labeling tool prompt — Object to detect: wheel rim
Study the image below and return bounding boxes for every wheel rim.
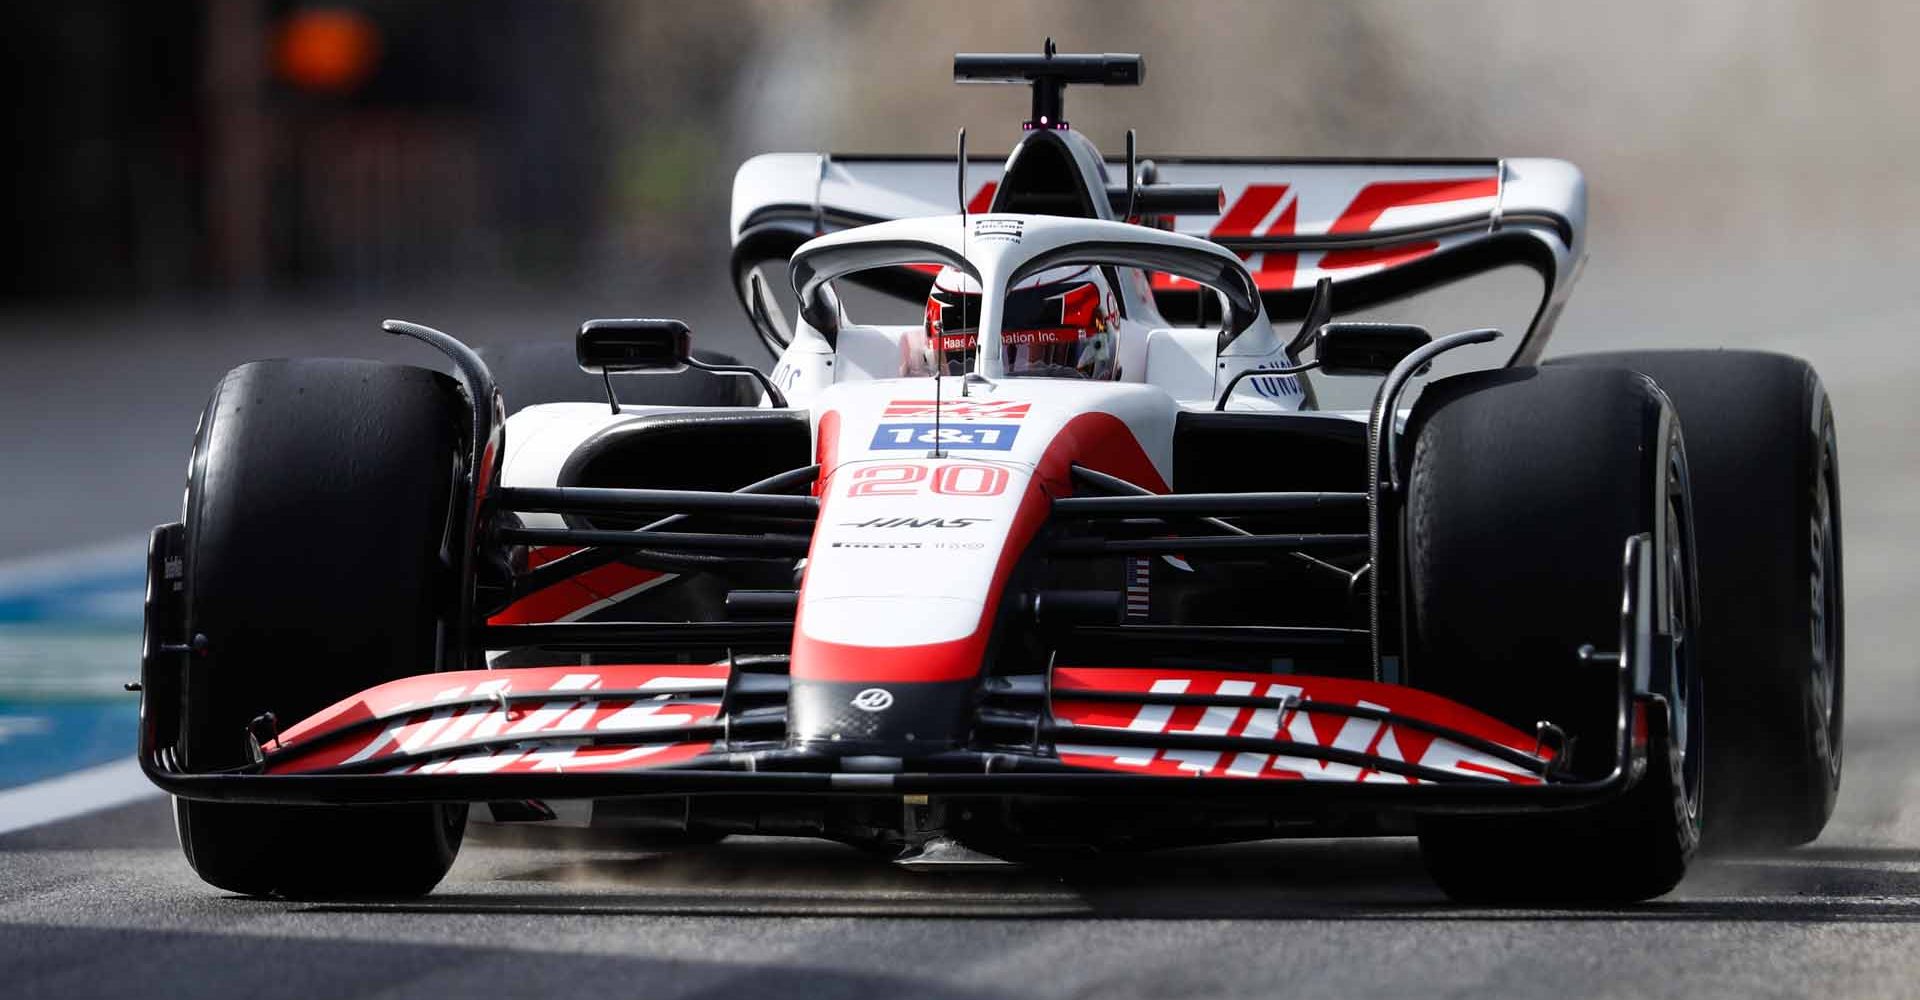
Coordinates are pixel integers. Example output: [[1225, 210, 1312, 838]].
[[1810, 430, 1843, 778], [1667, 452, 1704, 822]]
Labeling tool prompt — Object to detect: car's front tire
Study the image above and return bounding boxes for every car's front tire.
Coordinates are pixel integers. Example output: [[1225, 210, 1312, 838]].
[[174, 358, 469, 898], [1548, 350, 1842, 849], [1404, 366, 1703, 902]]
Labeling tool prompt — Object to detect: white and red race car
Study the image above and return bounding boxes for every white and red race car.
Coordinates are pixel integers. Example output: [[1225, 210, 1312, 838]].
[[140, 44, 1843, 902]]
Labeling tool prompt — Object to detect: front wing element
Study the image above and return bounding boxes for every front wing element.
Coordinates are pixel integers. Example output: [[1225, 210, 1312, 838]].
[[1047, 667, 1553, 785], [237, 662, 1554, 784], [258, 663, 734, 776], [143, 659, 1657, 814], [140, 509, 1659, 816]]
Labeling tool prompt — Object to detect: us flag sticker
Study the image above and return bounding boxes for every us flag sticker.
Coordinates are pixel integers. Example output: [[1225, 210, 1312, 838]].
[[883, 399, 1031, 421]]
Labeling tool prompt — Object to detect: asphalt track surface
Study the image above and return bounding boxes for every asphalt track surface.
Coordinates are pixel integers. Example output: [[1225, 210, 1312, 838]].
[[5, 781, 1920, 1000], [5, 258, 1920, 997]]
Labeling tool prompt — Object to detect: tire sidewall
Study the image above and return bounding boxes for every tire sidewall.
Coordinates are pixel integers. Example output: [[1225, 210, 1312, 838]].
[[174, 358, 470, 897]]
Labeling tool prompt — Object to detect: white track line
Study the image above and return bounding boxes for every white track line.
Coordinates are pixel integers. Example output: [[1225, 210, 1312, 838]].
[[0, 757, 158, 836]]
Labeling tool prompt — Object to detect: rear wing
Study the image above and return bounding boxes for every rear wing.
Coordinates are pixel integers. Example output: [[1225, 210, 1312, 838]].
[[730, 154, 1584, 364]]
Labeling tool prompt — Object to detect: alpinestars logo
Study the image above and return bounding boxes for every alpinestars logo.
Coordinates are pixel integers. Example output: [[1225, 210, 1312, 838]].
[[839, 517, 991, 529], [971, 217, 1024, 243]]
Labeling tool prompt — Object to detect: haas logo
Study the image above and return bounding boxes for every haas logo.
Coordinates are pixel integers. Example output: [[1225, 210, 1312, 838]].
[[850, 688, 895, 713], [1147, 176, 1501, 291]]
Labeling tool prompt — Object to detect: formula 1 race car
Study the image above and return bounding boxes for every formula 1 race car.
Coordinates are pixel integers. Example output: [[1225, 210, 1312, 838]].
[[139, 44, 1844, 903]]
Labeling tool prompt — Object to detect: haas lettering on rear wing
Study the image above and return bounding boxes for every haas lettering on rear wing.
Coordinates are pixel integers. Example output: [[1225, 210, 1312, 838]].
[[730, 154, 1585, 365]]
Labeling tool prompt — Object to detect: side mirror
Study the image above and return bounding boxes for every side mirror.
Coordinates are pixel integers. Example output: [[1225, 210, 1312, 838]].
[[575, 316, 788, 410], [1315, 322, 1432, 376], [576, 318, 692, 375]]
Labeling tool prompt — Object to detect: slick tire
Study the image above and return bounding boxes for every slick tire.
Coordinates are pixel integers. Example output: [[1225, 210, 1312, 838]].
[[174, 358, 468, 899], [1406, 366, 1703, 903], [1548, 350, 1842, 849]]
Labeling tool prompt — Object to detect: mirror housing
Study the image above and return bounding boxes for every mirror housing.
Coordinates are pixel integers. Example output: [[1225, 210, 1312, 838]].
[[1315, 322, 1432, 376], [1285, 276, 1335, 359], [575, 316, 789, 410], [576, 318, 692, 375]]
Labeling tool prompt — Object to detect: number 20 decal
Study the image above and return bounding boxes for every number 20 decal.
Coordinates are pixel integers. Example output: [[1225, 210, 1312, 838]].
[[847, 463, 1010, 498]]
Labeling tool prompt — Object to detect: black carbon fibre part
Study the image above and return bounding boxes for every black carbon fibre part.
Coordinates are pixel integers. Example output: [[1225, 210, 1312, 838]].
[[787, 679, 978, 755]]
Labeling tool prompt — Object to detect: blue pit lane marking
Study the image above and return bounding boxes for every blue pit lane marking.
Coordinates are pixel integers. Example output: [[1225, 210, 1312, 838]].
[[0, 700, 140, 791], [0, 537, 146, 626], [0, 538, 147, 800]]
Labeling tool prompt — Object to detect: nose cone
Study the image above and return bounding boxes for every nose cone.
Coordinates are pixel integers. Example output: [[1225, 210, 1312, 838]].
[[787, 378, 1175, 756], [789, 401, 1047, 754]]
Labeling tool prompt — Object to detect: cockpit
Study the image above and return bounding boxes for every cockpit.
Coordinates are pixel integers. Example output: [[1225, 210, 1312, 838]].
[[923, 265, 1119, 380], [783, 210, 1272, 395]]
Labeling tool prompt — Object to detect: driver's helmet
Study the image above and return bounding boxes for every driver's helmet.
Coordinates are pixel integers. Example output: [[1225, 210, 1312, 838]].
[[923, 265, 1118, 379]]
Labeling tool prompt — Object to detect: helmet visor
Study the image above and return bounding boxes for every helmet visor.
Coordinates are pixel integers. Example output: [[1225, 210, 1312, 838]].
[[926, 278, 1113, 379]]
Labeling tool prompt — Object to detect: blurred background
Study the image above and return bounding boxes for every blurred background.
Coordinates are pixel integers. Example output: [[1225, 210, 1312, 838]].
[[1, 1, 1914, 811]]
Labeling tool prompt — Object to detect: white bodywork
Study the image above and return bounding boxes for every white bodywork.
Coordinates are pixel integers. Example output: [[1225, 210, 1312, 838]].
[[507, 150, 1586, 683], [501, 213, 1304, 675], [801, 378, 1178, 650]]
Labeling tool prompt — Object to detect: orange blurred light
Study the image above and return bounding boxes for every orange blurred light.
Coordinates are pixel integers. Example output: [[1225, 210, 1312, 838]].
[[274, 8, 381, 95]]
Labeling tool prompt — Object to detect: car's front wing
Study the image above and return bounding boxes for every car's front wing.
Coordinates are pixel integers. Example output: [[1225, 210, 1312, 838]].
[[142, 653, 1656, 816]]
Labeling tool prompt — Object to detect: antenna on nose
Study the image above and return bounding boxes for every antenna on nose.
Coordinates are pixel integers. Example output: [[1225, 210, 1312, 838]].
[[957, 126, 968, 219], [956, 126, 975, 399], [930, 127, 967, 442]]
